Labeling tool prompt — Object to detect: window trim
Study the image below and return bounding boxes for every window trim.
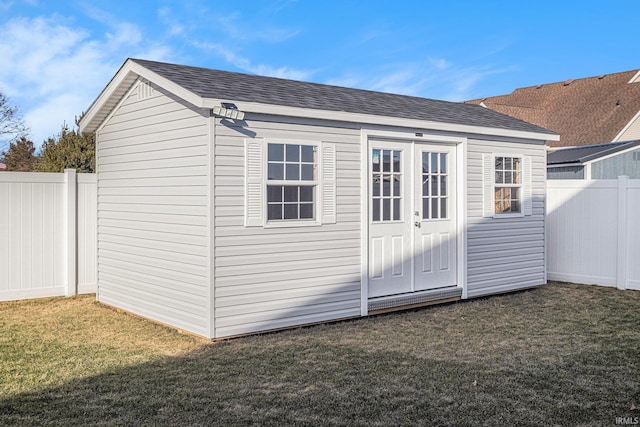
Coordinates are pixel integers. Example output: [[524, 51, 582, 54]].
[[483, 153, 532, 219], [264, 139, 322, 228]]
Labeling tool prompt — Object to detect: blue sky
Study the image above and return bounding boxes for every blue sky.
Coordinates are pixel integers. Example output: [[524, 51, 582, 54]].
[[1, 0, 638, 148]]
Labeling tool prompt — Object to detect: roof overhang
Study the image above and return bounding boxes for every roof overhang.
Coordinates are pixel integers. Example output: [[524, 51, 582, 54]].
[[80, 59, 559, 143]]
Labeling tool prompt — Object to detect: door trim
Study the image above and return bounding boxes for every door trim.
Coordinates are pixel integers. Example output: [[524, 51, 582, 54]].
[[360, 128, 467, 316]]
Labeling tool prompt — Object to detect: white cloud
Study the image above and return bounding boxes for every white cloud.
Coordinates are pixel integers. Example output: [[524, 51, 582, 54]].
[[0, 12, 174, 147]]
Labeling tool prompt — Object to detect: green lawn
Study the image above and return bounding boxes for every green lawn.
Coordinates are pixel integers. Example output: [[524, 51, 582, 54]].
[[1, 282, 638, 426]]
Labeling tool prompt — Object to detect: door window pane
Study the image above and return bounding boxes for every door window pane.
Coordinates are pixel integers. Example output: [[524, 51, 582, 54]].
[[422, 151, 448, 220], [372, 148, 402, 222]]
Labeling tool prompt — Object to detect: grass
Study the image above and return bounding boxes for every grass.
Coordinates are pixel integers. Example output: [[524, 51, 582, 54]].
[[1, 282, 639, 426]]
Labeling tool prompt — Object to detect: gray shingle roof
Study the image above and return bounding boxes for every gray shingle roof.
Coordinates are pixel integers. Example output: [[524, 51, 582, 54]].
[[547, 140, 640, 165], [131, 59, 556, 136]]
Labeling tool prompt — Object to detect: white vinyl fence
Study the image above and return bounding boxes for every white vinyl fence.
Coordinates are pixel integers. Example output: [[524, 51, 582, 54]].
[[547, 176, 640, 290], [0, 170, 97, 301]]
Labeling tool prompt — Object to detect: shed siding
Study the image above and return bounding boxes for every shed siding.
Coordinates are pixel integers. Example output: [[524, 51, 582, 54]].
[[466, 138, 546, 297], [213, 118, 361, 338], [97, 82, 211, 336]]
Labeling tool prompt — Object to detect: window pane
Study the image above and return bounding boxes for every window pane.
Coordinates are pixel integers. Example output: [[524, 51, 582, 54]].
[[393, 198, 400, 221], [431, 175, 439, 197], [514, 171, 521, 184], [495, 157, 504, 170], [441, 198, 447, 219], [393, 175, 401, 197], [284, 186, 298, 202], [268, 144, 284, 161], [440, 153, 447, 173], [373, 199, 380, 221], [511, 200, 520, 213], [268, 204, 282, 220], [422, 152, 429, 174], [505, 171, 512, 184], [440, 176, 447, 197], [267, 185, 283, 202], [301, 164, 314, 180], [432, 198, 439, 219], [495, 171, 504, 184], [393, 151, 401, 173], [423, 176, 429, 197], [383, 198, 391, 221], [301, 145, 314, 163], [372, 175, 381, 197], [431, 153, 438, 175], [372, 149, 381, 172], [300, 203, 314, 219], [383, 175, 391, 196], [300, 186, 313, 202], [505, 157, 512, 170], [268, 163, 284, 180], [284, 204, 298, 219], [422, 198, 429, 220], [383, 150, 391, 172], [286, 144, 299, 162], [286, 164, 299, 180]]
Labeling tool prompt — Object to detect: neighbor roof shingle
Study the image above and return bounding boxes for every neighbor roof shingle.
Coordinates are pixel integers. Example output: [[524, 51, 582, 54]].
[[131, 59, 555, 136], [466, 70, 640, 147]]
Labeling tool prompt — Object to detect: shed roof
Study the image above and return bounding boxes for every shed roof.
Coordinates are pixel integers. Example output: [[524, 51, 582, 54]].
[[466, 70, 640, 148], [81, 58, 557, 139], [547, 140, 640, 165]]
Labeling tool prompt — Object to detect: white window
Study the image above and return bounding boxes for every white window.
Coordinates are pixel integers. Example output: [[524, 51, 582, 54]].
[[266, 143, 317, 221], [483, 153, 532, 217], [245, 138, 336, 227]]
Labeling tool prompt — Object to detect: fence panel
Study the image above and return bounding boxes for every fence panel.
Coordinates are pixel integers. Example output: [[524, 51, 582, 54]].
[[547, 177, 640, 290], [0, 170, 97, 301]]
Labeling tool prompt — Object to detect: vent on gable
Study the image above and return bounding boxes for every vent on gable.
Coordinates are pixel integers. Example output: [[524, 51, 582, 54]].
[[137, 81, 154, 100], [633, 151, 640, 161]]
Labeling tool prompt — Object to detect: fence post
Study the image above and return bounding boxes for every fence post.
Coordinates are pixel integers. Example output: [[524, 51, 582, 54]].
[[616, 176, 628, 290], [65, 169, 77, 296]]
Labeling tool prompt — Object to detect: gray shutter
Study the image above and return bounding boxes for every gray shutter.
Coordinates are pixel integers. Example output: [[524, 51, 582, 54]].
[[245, 138, 263, 227], [321, 142, 337, 224], [523, 155, 533, 216], [482, 153, 495, 218]]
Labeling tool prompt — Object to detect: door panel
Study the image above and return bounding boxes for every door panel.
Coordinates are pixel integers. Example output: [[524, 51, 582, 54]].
[[414, 145, 457, 290], [368, 142, 411, 297]]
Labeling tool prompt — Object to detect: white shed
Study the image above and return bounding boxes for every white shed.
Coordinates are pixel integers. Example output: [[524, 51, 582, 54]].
[[79, 59, 559, 339]]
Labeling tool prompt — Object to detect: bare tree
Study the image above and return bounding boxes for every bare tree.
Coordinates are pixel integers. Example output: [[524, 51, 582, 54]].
[[0, 92, 28, 150]]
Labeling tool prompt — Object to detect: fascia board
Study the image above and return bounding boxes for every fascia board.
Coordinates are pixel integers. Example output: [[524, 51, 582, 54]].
[[79, 59, 206, 133], [211, 99, 559, 143]]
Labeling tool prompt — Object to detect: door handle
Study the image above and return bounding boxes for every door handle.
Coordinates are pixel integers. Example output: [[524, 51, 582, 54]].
[[414, 221, 421, 228]]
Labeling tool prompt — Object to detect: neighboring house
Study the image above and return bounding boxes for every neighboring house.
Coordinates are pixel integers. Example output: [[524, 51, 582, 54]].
[[0, 163, 6, 171], [466, 70, 640, 148], [547, 139, 640, 179], [79, 58, 557, 339]]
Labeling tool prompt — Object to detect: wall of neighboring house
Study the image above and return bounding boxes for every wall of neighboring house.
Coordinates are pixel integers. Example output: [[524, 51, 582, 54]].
[[589, 149, 640, 179], [96, 81, 212, 337], [616, 112, 640, 142], [466, 137, 547, 297], [213, 115, 362, 338]]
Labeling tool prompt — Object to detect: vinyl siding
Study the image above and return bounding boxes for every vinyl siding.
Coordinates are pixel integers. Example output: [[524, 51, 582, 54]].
[[617, 113, 640, 142], [213, 117, 361, 338], [96, 82, 211, 337], [466, 138, 546, 297]]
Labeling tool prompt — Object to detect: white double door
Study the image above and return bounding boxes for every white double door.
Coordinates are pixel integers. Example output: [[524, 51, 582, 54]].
[[369, 140, 457, 298]]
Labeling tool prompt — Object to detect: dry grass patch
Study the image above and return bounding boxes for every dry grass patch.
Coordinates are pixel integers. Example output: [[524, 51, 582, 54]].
[[1, 283, 639, 426]]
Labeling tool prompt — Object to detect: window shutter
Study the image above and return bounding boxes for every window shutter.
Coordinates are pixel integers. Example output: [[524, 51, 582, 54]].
[[321, 142, 337, 224], [245, 138, 264, 227], [482, 153, 495, 218], [523, 155, 533, 216]]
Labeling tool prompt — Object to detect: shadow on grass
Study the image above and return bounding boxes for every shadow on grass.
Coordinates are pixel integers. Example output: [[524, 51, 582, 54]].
[[1, 284, 639, 426]]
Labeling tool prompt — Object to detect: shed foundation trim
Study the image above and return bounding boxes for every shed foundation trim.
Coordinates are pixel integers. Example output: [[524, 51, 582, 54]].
[[367, 286, 463, 312]]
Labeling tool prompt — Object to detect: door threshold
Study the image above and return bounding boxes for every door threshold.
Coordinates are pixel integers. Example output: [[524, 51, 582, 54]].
[[368, 286, 462, 313]]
